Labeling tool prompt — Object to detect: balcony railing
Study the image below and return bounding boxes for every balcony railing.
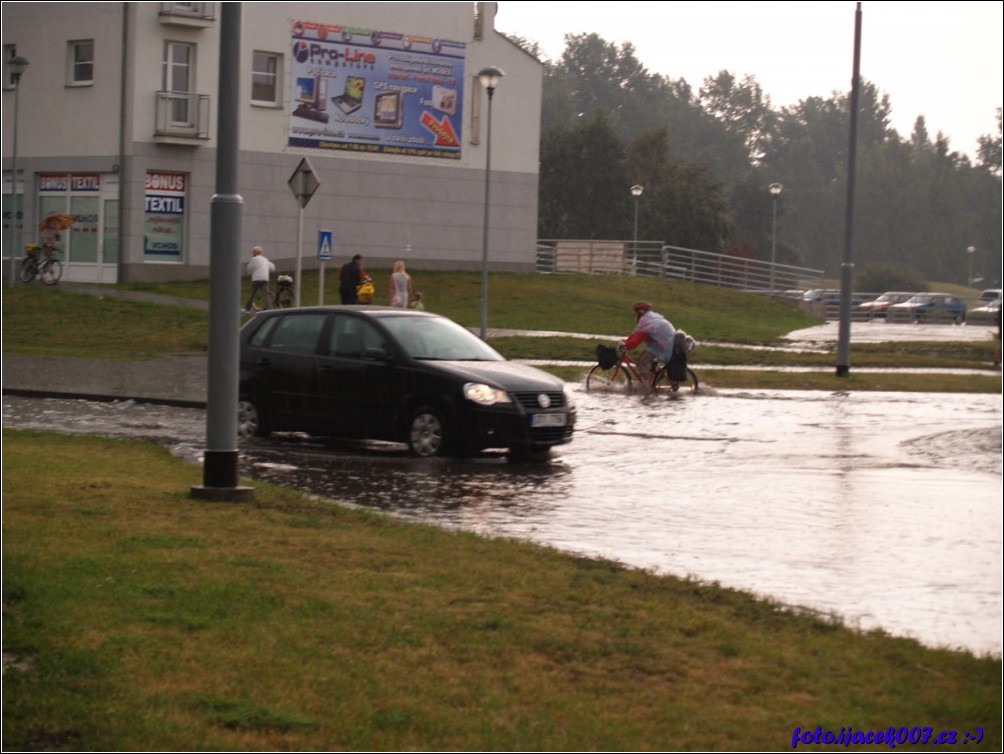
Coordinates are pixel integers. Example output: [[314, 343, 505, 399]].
[[154, 91, 211, 142], [159, 2, 215, 26]]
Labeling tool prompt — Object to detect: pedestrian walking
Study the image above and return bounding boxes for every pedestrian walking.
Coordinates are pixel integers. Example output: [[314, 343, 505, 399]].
[[339, 254, 364, 304], [389, 260, 413, 307], [244, 245, 275, 312]]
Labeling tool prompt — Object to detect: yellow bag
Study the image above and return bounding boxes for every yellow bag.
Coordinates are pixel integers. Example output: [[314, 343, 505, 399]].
[[356, 279, 375, 304]]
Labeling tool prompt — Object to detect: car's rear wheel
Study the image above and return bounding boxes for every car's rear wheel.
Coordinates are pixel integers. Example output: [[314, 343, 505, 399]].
[[408, 408, 446, 457], [238, 397, 269, 438]]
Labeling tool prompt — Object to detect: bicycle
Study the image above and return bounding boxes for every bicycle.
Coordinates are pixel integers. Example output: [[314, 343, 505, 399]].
[[273, 274, 294, 308], [586, 342, 699, 393], [18, 244, 63, 285]]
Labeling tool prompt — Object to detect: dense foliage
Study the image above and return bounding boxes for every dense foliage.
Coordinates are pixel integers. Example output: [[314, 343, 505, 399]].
[[519, 33, 1002, 287]]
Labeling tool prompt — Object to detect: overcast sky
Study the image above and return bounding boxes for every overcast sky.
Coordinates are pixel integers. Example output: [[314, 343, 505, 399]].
[[492, 0, 1002, 160]]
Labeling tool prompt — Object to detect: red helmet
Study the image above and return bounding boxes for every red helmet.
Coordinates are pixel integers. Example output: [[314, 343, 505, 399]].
[[633, 301, 652, 315]]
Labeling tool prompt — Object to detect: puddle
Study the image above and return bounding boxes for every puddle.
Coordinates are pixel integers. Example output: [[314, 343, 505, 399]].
[[4, 388, 1001, 655]]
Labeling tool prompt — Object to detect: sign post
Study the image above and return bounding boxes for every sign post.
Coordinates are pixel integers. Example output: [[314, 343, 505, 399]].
[[317, 229, 333, 305], [287, 157, 320, 307]]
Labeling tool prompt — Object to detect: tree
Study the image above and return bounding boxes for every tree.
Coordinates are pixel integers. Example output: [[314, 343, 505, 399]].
[[625, 127, 735, 252], [855, 262, 928, 293], [699, 71, 776, 163], [977, 107, 1002, 177], [538, 113, 627, 239]]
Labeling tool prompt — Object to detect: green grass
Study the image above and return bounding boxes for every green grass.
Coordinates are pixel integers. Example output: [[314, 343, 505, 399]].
[[4, 430, 1000, 751], [119, 267, 819, 343], [3, 272, 1000, 392]]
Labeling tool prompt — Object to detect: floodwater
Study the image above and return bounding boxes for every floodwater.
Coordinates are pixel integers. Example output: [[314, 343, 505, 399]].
[[4, 384, 1001, 656]]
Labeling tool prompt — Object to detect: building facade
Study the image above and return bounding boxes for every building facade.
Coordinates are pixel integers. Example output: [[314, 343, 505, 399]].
[[2, 2, 542, 283]]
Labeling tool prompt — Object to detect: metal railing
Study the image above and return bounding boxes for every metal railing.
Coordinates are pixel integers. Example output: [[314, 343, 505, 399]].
[[154, 91, 211, 140], [536, 239, 824, 292]]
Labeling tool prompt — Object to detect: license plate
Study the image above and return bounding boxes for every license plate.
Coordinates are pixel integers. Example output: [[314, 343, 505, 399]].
[[530, 412, 566, 428]]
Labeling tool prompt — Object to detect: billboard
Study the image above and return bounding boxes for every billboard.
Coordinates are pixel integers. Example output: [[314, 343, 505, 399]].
[[288, 20, 466, 160]]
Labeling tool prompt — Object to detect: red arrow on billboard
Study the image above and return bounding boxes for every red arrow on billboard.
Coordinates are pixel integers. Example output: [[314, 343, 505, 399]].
[[419, 112, 460, 148]]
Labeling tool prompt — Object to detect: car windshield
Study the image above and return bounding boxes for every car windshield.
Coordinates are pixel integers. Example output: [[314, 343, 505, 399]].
[[905, 295, 933, 304], [380, 315, 505, 361]]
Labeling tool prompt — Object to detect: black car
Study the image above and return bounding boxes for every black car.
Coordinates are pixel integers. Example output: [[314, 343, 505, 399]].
[[238, 306, 575, 457]]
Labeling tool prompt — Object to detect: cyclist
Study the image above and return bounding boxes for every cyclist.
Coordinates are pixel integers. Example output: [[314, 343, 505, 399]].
[[620, 301, 676, 381]]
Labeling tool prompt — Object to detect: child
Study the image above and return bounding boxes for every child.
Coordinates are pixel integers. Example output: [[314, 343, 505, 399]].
[[410, 291, 426, 311]]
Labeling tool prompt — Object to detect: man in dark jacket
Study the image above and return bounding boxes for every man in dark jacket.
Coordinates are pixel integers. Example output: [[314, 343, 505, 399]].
[[339, 254, 364, 304]]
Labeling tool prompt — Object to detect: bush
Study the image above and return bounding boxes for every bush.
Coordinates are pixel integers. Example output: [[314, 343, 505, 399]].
[[855, 262, 928, 293]]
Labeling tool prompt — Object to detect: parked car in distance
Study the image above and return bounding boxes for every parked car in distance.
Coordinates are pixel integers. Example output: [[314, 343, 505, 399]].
[[970, 289, 1002, 324], [802, 288, 841, 305], [855, 291, 917, 320], [238, 306, 575, 458], [889, 293, 967, 323]]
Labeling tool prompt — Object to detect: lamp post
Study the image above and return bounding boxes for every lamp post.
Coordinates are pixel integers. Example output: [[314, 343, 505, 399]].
[[7, 55, 28, 289], [630, 184, 643, 271], [477, 65, 503, 340], [769, 182, 783, 293], [966, 246, 975, 288]]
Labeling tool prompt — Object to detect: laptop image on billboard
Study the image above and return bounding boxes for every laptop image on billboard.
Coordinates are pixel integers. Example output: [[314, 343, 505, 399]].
[[332, 76, 366, 114]]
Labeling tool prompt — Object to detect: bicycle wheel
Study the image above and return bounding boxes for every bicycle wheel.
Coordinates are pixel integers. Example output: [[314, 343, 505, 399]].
[[275, 287, 293, 308], [586, 364, 632, 392], [40, 259, 63, 286], [18, 258, 37, 284], [653, 365, 699, 392]]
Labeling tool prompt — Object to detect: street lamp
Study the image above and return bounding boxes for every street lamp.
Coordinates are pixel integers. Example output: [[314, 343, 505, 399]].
[[630, 184, 644, 271], [7, 55, 28, 289], [967, 246, 975, 288], [769, 182, 784, 292], [477, 65, 504, 340]]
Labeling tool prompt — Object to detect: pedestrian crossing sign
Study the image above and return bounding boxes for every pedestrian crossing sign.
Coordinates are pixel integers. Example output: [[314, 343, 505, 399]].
[[318, 229, 333, 261]]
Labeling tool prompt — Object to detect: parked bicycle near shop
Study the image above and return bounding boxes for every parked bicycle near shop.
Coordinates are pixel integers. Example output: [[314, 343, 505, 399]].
[[18, 243, 63, 286]]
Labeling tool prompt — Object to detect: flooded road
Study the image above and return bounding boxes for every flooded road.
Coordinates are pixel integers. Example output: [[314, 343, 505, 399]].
[[4, 385, 1001, 656]]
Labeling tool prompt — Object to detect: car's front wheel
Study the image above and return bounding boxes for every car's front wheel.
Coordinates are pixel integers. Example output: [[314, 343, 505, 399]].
[[407, 408, 446, 457], [238, 397, 270, 438]]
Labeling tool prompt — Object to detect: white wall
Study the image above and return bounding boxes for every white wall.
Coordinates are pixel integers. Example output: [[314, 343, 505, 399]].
[[3, 1, 544, 282]]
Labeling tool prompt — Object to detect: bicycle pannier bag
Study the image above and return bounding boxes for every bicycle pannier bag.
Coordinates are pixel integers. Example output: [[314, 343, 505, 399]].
[[596, 345, 618, 370]]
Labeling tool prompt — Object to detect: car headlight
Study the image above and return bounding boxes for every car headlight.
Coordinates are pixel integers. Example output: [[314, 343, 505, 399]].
[[463, 382, 512, 406]]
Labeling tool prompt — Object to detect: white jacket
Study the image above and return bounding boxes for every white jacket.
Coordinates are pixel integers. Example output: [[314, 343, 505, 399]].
[[247, 255, 275, 282]]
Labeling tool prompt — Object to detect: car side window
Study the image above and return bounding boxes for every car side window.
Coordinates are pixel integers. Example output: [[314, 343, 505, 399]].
[[268, 314, 326, 354], [327, 315, 388, 358], [248, 317, 278, 347]]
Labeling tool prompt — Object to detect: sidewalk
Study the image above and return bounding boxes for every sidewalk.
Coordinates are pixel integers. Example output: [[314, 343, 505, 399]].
[[3, 354, 208, 408]]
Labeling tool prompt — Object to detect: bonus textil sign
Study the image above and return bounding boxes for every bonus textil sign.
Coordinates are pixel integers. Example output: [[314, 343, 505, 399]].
[[143, 171, 186, 261], [287, 20, 466, 160]]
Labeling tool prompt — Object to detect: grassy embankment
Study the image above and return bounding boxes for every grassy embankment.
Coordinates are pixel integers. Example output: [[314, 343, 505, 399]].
[[3, 270, 1000, 393], [3, 431, 1000, 751]]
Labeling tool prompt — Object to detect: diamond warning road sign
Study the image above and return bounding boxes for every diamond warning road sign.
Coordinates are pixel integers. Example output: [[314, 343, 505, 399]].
[[288, 157, 320, 208]]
